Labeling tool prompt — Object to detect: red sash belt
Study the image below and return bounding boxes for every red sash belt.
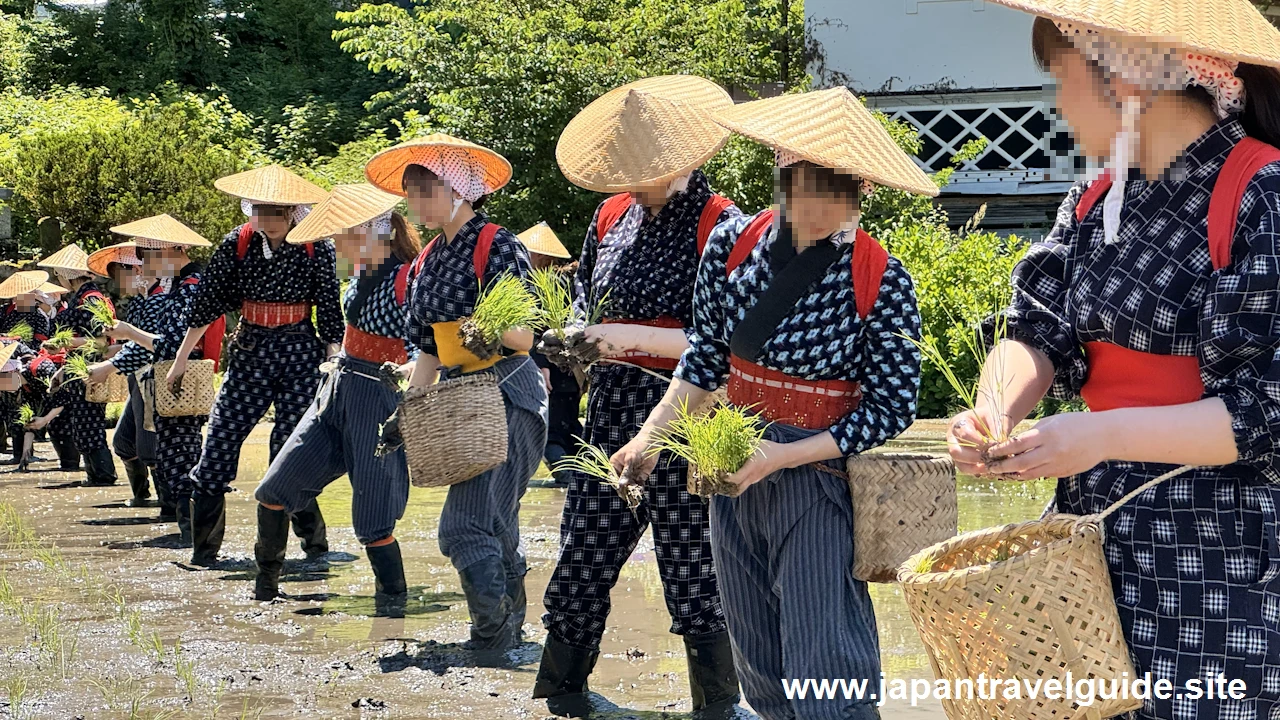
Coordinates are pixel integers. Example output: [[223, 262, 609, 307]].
[[343, 325, 408, 365], [601, 316, 683, 371], [241, 301, 311, 328], [726, 354, 861, 430], [1080, 342, 1203, 412]]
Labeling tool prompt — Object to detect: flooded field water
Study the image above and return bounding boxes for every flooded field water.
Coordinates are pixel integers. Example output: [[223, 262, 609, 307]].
[[0, 420, 1056, 719]]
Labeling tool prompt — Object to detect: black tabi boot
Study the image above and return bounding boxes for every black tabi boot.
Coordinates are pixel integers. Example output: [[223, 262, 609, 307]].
[[122, 457, 155, 507], [156, 482, 177, 522], [365, 540, 408, 618], [173, 494, 193, 547], [81, 447, 118, 486], [189, 493, 226, 567], [532, 635, 600, 699], [506, 570, 528, 643], [290, 498, 329, 560], [51, 436, 80, 470], [253, 504, 290, 601], [458, 556, 519, 650], [684, 631, 741, 711]]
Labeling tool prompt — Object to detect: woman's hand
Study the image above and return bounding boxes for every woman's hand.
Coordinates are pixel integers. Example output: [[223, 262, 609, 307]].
[[26, 415, 48, 431], [984, 412, 1110, 480], [611, 432, 660, 488], [105, 321, 137, 342], [500, 327, 534, 353], [583, 325, 635, 358], [165, 356, 187, 392], [723, 439, 789, 493], [541, 367, 552, 393], [87, 361, 115, 385], [947, 407, 1008, 476]]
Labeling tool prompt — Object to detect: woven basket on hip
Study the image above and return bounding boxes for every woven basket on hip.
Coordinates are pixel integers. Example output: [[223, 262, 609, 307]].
[[897, 466, 1196, 720], [153, 360, 217, 417], [85, 371, 128, 404], [847, 453, 957, 583], [400, 373, 507, 488]]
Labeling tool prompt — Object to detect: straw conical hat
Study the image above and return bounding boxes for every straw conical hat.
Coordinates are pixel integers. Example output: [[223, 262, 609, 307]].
[[110, 214, 210, 248], [0, 270, 51, 299], [990, 0, 1280, 68], [516, 222, 571, 260], [87, 242, 141, 278], [214, 165, 329, 206], [0, 341, 21, 368], [38, 244, 91, 274], [709, 87, 939, 197], [288, 184, 402, 244], [557, 75, 733, 192], [365, 134, 512, 198]]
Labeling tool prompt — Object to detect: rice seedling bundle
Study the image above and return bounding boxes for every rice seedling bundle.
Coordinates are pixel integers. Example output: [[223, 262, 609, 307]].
[[554, 441, 644, 514], [17, 404, 34, 427], [6, 322, 33, 344], [459, 273, 541, 359], [62, 353, 90, 383], [44, 327, 75, 351], [85, 299, 116, 336], [651, 400, 766, 498]]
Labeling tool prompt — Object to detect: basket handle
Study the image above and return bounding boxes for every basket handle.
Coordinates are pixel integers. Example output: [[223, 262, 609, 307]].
[[1081, 464, 1198, 526]]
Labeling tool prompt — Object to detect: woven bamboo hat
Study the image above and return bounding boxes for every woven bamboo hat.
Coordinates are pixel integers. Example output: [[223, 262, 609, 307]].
[[516, 222, 571, 259], [557, 75, 734, 192], [365, 134, 513, 199], [288, 184, 402, 244], [0, 270, 65, 299], [109, 214, 211, 249], [38, 244, 91, 275], [87, 242, 141, 278], [708, 87, 939, 197], [214, 165, 328, 206], [0, 340, 21, 369], [989, 0, 1280, 68]]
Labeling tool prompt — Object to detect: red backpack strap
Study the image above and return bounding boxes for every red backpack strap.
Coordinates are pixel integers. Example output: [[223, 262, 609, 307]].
[[201, 316, 226, 373], [852, 229, 890, 321], [596, 193, 634, 242], [1207, 137, 1280, 272], [236, 222, 255, 260], [726, 210, 775, 276], [696, 194, 734, 256], [474, 223, 501, 281], [1074, 172, 1113, 223], [80, 289, 113, 316], [304, 244, 314, 259], [394, 261, 413, 305]]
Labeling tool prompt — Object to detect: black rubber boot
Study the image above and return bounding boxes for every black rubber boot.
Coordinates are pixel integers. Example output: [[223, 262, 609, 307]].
[[156, 482, 177, 522], [366, 540, 408, 618], [507, 570, 527, 643], [174, 494, 193, 548], [684, 631, 741, 710], [81, 446, 118, 486], [189, 493, 226, 567], [51, 436, 80, 470], [253, 504, 290, 601], [290, 498, 329, 560], [458, 556, 518, 650], [532, 635, 600, 698], [122, 457, 155, 507]]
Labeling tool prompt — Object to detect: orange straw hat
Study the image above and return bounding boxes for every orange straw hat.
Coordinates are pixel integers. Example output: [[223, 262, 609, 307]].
[[288, 184, 402, 244], [708, 87, 940, 197], [516, 222, 571, 260], [556, 75, 734, 192], [365, 134, 512, 201], [0, 270, 66, 300], [37, 244, 91, 276], [87, 242, 142, 278]]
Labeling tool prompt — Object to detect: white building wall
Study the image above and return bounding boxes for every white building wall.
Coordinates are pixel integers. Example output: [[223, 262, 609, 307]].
[[809, 0, 1043, 93]]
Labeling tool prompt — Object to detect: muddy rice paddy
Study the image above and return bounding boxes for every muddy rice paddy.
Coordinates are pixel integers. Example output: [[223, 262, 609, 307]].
[[0, 420, 1055, 719]]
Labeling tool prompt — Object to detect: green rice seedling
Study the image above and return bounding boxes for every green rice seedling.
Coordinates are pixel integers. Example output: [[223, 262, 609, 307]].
[[44, 326, 75, 351], [173, 646, 198, 702], [147, 631, 164, 659], [650, 399, 767, 498], [0, 573, 13, 610], [17, 405, 34, 427], [460, 273, 542, 359], [912, 553, 936, 574], [555, 441, 643, 514], [124, 609, 144, 647], [529, 267, 573, 334], [4, 676, 28, 720], [63, 353, 90, 383], [6, 321, 33, 344], [85, 298, 116, 335]]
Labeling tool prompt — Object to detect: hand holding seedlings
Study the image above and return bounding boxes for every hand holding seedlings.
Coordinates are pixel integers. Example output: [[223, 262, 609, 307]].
[[459, 273, 541, 359], [983, 412, 1108, 480], [104, 321, 137, 342], [557, 441, 645, 514], [581, 324, 635, 358], [87, 361, 115, 385], [721, 439, 788, 492], [947, 407, 1006, 476]]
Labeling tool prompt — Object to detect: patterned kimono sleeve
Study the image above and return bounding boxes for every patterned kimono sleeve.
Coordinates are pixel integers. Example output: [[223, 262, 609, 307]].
[[570, 204, 603, 330], [673, 214, 746, 391], [188, 229, 241, 329], [829, 259, 922, 456], [406, 274, 436, 358], [110, 341, 152, 375], [483, 229, 534, 284], [999, 183, 1088, 399], [311, 240, 345, 345], [28, 313, 49, 343], [1199, 167, 1280, 483]]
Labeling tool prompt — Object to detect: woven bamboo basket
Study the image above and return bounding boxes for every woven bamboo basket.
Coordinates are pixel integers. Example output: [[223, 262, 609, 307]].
[[85, 371, 128, 404], [847, 453, 956, 583], [400, 373, 508, 488], [897, 466, 1195, 720], [153, 360, 217, 417]]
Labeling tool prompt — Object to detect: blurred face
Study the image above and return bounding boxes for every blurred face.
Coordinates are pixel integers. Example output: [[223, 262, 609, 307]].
[[332, 227, 382, 267], [138, 246, 187, 280], [630, 180, 672, 211], [404, 173, 463, 229], [109, 262, 143, 296], [0, 371, 21, 393], [13, 292, 37, 310], [781, 167, 861, 240], [1048, 48, 1128, 159], [252, 205, 292, 241], [529, 253, 555, 271]]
